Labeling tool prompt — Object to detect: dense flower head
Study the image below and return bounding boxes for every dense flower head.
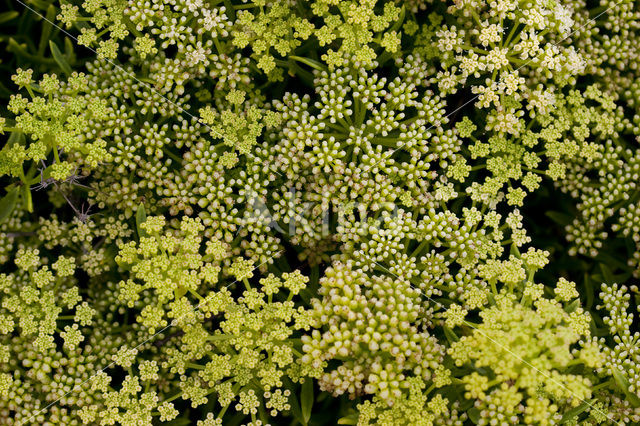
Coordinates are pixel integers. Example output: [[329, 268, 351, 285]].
[[1, 69, 111, 207], [261, 62, 464, 258], [0, 216, 142, 424], [449, 292, 597, 424], [453, 84, 630, 207], [302, 260, 446, 402], [597, 283, 640, 408], [417, 0, 585, 100]]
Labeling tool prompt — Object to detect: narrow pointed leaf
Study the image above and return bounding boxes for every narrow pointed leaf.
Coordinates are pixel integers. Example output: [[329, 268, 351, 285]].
[[600, 264, 614, 284], [612, 368, 640, 407], [50, 41, 72, 75], [64, 37, 77, 64], [0, 11, 19, 24], [0, 188, 19, 223], [136, 203, 147, 238], [301, 378, 313, 425]]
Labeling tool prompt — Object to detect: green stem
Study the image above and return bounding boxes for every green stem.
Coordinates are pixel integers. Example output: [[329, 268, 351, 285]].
[[162, 392, 183, 403], [186, 362, 204, 370]]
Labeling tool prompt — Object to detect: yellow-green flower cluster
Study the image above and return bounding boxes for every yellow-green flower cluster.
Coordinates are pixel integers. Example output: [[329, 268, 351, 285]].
[[302, 260, 446, 402], [0, 243, 135, 424], [449, 292, 598, 424], [453, 83, 628, 207], [98, 215, 315, 423], [1, 70, 111, 204], [598, 283, 640, 406], [115, 215, 226, 326], [1, 249, 84, 352], [421, 0, 584, 101], [263, 62, 462, 255]]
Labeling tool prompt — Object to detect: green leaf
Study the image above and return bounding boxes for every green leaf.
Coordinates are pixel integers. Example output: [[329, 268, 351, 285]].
[[468, 407, 481, 424], [8, 38, 55, 65], [49, 41, 72, 75], [600, 264, 614, 284], [136, 203, 147, 238], [309, 264, 319, 293], [301, 378, 314, 425], [595, 251, 628, 271], [298, 288, 312, 304], [0, 11, 19, 24], [389, 5, 406, 32], [175, 286, 187, 299], [0, 188, 19, 223], [443, 325, 459, 343], [559, 400, 590, 423], [337, 416, 357, 425], [223, 0, 236, 20], [612, 368, 640, 407], [290, 56, 327, 72], [286, 60, 315, 86], [64, 37, 77, 64], [564, 299, 580, 313], [163, 418, 192, 426], [28, 0, 50, 9], [545, 211, 573, 226], [39, 164, 54, 181], [21, 183, 33, 213], [0, 80, 11, 98], [7, 129, 24, 145], [584, 273, 594, 310], [38, 5, 57, 56], [288, 383, 304, 425]]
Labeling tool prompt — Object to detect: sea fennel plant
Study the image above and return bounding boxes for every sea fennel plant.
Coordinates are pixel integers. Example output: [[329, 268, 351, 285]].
[[1, 0, 640, 425]]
